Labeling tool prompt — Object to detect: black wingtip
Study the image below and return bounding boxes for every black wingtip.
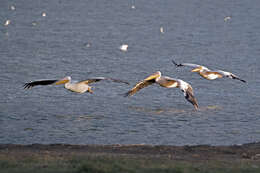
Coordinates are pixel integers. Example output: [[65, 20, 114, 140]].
[[108, 78, 130, 85], [184, 91, 199, 110], [172, 59, 178, 66], [240, 79, 246, 83], [193, 103, 199, 110], [172, 59, 182, 67], [23, 83, 32, 89], [232, 76, 246, 83], [191, 98, 199, 110], [119, 81, 130, 85], [123, 92, 130, 97]]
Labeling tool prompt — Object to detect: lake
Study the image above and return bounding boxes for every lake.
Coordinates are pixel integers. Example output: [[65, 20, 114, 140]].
[[0, 0, 260, 145]]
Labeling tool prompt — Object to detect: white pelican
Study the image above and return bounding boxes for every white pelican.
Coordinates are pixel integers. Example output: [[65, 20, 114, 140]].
[[125, 71, 199, 109], [24, 76, 129, 93], [172, 60, 246, 83]]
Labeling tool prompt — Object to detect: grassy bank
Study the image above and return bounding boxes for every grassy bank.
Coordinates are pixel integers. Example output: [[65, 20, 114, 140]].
[[1, 155, 260, 173], [0, 144, 260, 173]]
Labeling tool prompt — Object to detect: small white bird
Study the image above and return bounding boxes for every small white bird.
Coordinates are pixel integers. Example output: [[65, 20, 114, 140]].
[[125, 71, 199, 109], [10, 5, 16, 11], [224, 16, 231, 22], [24, 76, 129, 94], [4, 20, 10, 26], [42, 12, 46, 17], [172, 60, 246, 83], [160, 27, 164, 33], [120, 44, 128, 52], [32, 21, 37, 26]]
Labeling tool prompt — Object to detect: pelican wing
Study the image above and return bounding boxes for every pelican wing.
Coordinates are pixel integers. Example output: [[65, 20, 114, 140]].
[[24, 80, 58, 89], [125, 72, 161, 97], [124, 79, 155, 97], [172, 60, 210, 70], [214, 70, 246, 83], [157, 76, 179, 88], [104, 78, 130, 85], [78, 77, 129, 85], [183, 86, 199, 109]]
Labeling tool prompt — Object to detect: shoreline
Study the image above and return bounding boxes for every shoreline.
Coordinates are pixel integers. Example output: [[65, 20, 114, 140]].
[[1, 142, 260, 160], [1, 142, 260, 172]]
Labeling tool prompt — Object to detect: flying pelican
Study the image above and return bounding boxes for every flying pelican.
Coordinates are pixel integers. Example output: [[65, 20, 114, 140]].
[[24, 76, 129, 93], [172, 60, 246, 83], [125, 71, 199, 109]]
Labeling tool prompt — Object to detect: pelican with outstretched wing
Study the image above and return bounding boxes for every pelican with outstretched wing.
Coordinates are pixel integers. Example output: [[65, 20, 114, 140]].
[[172, 60, 246, 83], [125, 71, 199, 110], [24, 76, 129, 93]]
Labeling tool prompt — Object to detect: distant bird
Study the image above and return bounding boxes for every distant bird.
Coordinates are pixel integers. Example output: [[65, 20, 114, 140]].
[[224, 16, 231, 22], [42, 12, 46, 17], [125, 71, 199, 109], [160, 26, 164, 33], [172, 60, 246, 83], [24, 76, 129, 94], [10, 5, 16, 11], [120, 44, 128, 52], [4, 20, 10, 26]]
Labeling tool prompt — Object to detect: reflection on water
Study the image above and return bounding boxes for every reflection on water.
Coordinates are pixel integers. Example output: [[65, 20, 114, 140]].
[[128, 106, 186, 114], [199, 105, 222, 111], [54, 114, 105, 121], [24, 128, 33, 131], [75, 114, 105, 121], [128, 105, 221, 115]]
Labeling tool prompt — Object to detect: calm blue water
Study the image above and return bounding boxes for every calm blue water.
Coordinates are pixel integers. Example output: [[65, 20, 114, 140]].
[[0, 0, 260, 145]]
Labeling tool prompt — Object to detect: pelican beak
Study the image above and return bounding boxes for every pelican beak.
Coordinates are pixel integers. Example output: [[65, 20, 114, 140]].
[[55, 77, 69, 85], [191, 67, 201, 72], [88, 87, 94, 94], [144, 71, 160, 81]]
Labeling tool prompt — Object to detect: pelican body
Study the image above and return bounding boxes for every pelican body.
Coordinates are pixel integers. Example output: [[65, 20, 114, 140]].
[[24, 76, 129, 94], [55, 76, 92, 93], [172, 60, 246, 83], [125, 71, 199, 109]]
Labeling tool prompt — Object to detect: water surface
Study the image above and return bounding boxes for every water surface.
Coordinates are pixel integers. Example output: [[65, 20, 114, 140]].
[[0, 0, 260, 145]]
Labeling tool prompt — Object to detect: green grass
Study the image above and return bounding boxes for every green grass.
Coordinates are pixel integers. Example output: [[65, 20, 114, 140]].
[[0, 155, 260, 173]]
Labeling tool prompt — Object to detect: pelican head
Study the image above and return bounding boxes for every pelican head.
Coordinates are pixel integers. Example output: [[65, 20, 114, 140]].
[[55, 76, 71, 85], [191, 66, 203, 73]]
